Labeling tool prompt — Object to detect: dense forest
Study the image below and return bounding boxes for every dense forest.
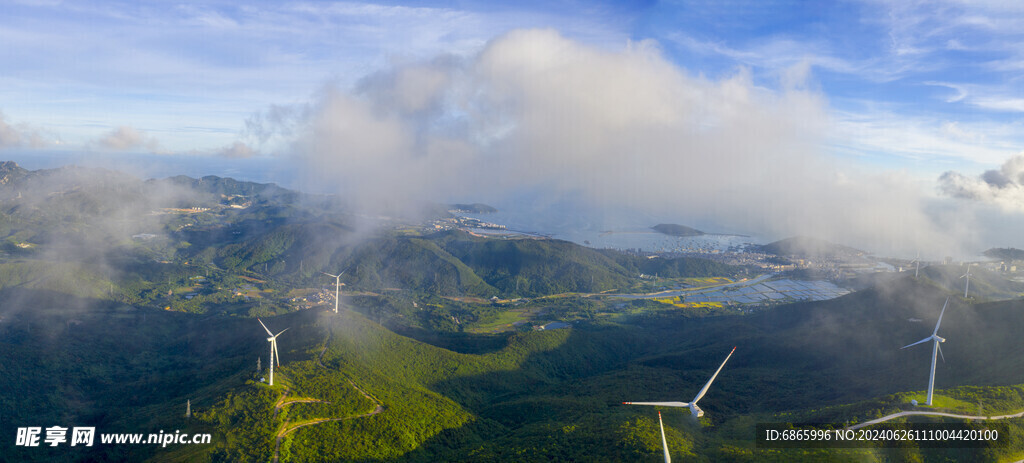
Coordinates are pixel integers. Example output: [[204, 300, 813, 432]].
[[1, 164, 1023, 462]]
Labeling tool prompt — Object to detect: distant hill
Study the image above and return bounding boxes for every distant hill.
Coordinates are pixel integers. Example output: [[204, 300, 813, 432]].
[[651, 223, 704, 237], [156, 174, 300, 205], [363, 230, 738, 297], [984, 247, 1024, 262], [755, 236, 863, 258], [0, 161, 28, 185], [918, 264, 1024, 301], [0, 162, 737, 301], [449, 203, 497, 214], [206, 226, 741, 298]]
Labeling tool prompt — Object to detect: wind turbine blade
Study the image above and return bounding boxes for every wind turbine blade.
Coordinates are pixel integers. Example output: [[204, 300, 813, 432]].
[[658, 411, 671, 463], [937, 342, 945, 363], [901, 337, 931, 349], [691, 347, 736, 404], [322, 272, 339, 278], [258, 318, 273, 336], [274, 341, 281, 367], [933, 297, 949, 336], [622, 402, 689, 408], [275, 327, 289, 337]]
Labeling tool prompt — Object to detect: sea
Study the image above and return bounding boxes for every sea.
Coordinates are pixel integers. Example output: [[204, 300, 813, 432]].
[[460, 209, 765, 254]]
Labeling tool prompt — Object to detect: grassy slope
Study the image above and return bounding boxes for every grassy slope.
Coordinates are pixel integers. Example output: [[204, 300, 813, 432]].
[[278, 310, 645, 461]]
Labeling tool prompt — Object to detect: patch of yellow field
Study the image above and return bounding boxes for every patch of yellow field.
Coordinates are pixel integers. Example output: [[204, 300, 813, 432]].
[[652, 297, 723, 309], [681, 302, 724, 308], [682, 277, 733, 286]]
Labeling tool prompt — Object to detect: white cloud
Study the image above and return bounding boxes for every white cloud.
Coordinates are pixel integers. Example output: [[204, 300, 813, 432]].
[[0, 114, 22, 149], [0, 1, 632, 152], [923, 81, 968, 103], [831, 108, 1022, 166], [272, 29, 975, 255], [666, 32, 862, 80], [0, 111, 52, 149], [939, 153, 1024, 212], [95, 126, 161, 152], [217, 141, 255, 158], [970, 97, 1024, 113]]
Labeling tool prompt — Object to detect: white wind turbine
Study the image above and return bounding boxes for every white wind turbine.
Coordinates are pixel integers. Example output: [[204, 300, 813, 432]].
[[901, 297, 949, 406], [258, 318, 288, 386], [960, 264, 973, 298], [910, 252, 920, 278], [624, 347, 736, 418], [657, 410, 671, 463], [322, 270, 346, 314]]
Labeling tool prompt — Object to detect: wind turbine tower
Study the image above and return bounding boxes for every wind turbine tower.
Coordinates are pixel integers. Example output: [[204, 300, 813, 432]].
[[258, 319, 288, 386], [658, 411, 671, 463], [960, 264, 973, 298], [322, 271, 345, 314], [624, 347, 736, 418], [901, 297, 949, 406]]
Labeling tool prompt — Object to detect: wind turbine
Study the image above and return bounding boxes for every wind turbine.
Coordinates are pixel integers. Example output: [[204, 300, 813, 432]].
[[322, 270, 346, 313], [910, 252, 920, 278], [657, 411, 671, 463], [258, 318, 288, 386], [901, 297, 949, 406], [960, 264, 973, 298], [624, 347, 736, 418]]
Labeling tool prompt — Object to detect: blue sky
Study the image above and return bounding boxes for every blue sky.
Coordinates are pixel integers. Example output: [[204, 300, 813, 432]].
[[3, 0, 1024, 252], [3, 1, 1022, 169]]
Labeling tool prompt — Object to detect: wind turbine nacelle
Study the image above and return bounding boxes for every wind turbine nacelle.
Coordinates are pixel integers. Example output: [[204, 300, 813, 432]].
[[689, 404, 704, 418], [935, 336, 945, 343]]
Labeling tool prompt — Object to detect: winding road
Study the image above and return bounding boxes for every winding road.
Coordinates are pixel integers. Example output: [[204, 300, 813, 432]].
[[271, 328, 386, 463], [847, 409, 1024, 430]]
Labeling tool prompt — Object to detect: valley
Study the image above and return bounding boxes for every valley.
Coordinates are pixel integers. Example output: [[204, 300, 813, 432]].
[[1, 163, 1023, 462]]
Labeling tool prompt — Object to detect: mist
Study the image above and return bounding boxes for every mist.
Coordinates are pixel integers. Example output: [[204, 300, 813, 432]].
[[245, 29, 1009, 257], [0, 162, 222, 322]]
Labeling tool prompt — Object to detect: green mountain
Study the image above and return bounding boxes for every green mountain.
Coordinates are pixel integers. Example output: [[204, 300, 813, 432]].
[[159, 175, 297, 201], [919, 264, 1024, 301], [200, 226, 739, 298], [0, 160, 29, 185], [651, 223, 705, 237], [984, 247, 1024, 262], [2, 162, 1024, 462], [5, 272, 1024, 462], [756, 236, 864, 258]]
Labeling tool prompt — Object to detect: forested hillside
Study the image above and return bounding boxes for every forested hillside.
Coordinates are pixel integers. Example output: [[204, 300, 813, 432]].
[[2, 164, 1023, 462]]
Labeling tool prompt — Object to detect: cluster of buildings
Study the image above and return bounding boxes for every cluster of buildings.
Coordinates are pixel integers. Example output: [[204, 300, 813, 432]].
[[423, 216, 508, 232], [289, 288, 336, 310]]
